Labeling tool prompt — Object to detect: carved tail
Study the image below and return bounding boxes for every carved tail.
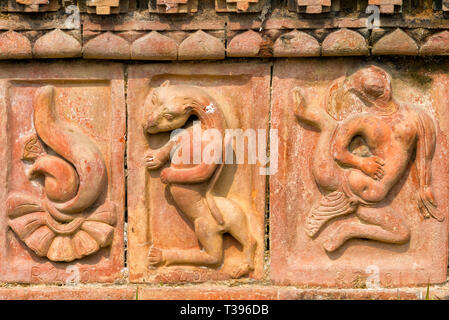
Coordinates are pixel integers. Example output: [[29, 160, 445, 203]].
[[205, 155, 225, 226], [32, 85, 107, 214], [194, 95, 227, 226]]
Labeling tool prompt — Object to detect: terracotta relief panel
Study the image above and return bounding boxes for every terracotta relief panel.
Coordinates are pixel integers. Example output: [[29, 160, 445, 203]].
[[0, 62, 125, 284], [271, 59, 449, 287], [127, 63, 270, 283]]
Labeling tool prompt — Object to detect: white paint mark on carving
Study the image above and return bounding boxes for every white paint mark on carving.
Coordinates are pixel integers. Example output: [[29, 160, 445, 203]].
[[205, 103, 215, 114]]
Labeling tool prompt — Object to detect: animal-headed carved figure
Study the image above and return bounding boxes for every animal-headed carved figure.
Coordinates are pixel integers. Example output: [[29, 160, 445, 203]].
[[7, 85, 116, 262], [144, 81, 256, 278], [294, 66, 444, 252]]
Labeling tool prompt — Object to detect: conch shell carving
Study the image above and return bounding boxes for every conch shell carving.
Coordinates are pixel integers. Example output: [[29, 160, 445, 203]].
[[7, 85, 116, 262]]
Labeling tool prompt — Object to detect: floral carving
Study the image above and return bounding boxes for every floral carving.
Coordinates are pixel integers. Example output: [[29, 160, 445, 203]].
[[7, 85, 116, 262]]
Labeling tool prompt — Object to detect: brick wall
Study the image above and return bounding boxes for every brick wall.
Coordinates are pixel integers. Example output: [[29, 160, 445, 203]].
[[1, 0, 449, 300]]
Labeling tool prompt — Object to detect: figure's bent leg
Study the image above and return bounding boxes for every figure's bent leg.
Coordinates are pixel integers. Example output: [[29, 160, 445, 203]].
[[293, 87, 334, 131], [214, 197, 256, 278], [148, 184, 224, 267], [227, 217, 256, 278], [322, 206, 410, 252], [161, 215, 224, 267]]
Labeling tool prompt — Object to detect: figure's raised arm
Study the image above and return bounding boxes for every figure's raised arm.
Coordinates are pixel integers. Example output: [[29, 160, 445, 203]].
[[293, 87, 333, 130]]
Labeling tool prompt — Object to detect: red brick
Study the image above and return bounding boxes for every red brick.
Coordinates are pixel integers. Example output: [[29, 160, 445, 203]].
[[227, 30, 263, 57], [33, 29, 82, 59], [0, 31, 32, 59], [83, 32, 130, 60], [420, 31, 449, 56], [372, 29, 418, 55], [322, 29, 368, 56], [273, 30, 320, 57], [278, 287, 421, 300], [0, 62, 126, 284], [178, 30, 225, 60], [131, 32, 178, 60], [137, 286, 278, 300]]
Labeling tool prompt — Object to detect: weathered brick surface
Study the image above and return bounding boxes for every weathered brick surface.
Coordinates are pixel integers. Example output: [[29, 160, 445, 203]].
[[322, 29, 368, 56], [372, 29, 418, 56], [0, 286, 136, 300], [2, 284, 449, 300]]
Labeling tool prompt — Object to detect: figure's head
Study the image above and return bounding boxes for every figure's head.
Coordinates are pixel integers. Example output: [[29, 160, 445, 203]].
[[347, 66, 392, 107], [143, 81, 206, 134]]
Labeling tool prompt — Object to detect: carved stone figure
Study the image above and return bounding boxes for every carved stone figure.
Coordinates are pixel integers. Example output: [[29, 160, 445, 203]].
[[6, 85, 116, 262], [293, 65, 443, 252], [143, 81, 256, 278]]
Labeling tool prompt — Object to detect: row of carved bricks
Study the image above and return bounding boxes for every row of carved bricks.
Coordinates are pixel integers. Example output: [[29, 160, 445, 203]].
[[2, 27, 449, 60]]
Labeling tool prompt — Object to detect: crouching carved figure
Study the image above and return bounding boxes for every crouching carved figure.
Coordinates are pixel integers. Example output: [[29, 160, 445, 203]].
[[294, 66, 444, 252], [7, 85, 116, 262], [143, 81, 256, 278]]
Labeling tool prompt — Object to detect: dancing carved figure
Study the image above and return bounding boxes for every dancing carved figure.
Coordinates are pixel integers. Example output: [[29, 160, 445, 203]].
[[144, 81, 256, 278], [7, 85, 116, 262], [293, 66, 443, 252]]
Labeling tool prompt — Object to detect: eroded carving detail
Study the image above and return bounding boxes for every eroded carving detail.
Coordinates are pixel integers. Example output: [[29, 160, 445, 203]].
[[294, 65, 443, 252], [144, 81, 256, 278], [7, 85, 116, 262]]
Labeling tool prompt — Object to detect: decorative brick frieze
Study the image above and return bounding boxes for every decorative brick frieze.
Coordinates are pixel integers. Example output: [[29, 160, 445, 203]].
[[4, 25, 449, 59], [289, 0, 332, 14]]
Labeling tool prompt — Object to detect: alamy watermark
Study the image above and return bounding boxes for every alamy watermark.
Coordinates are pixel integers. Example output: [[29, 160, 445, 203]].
[[366, 5, 380, 30], [168, 121, 278, 175]]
